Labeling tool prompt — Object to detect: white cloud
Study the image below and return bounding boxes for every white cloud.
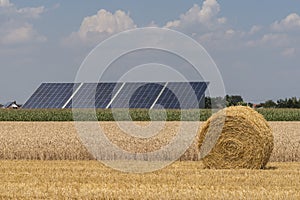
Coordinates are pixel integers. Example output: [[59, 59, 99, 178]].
[[247, 33, 289, 47], [261, 33, 289, 44], [281, 48, 296, 57], [272, 13, 300, 31], [65, 9, 136, 46], [0, 23, 46, 45], [0, 0, 46, 44], [17, 6, 45, 19], [164, 0, 226, 31], [148, 21, 158, 27], [165, 20, 180, 29], [249, 25, 262, 35], [0, 0, 12, 7], [162, 0, 233, 49], [246, 13, 300, 49]]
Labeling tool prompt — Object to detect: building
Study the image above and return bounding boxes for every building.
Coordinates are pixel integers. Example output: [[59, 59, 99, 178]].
[[3, 101, 21, 109]]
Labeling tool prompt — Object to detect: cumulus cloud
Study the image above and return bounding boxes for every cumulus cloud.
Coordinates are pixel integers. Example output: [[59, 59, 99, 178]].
[[272, 13, 300, 31], [0, 23, 46, 45], [249, 25, 262, 35], [247, 33, 290, 47], [65, 9, 136, 46], [0, 0, 44, 19], [162, 0, 234, 49], [17, 6, 45, 19], [0, 0, 12, 7], [0, 0, 46, 45], [164, 0, 226, 31], [247, 13, 300, 50], [281, 48, 296, 57]]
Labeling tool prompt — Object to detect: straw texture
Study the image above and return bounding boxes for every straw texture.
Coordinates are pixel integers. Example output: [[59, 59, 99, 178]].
[[198, 106, 274, 169]]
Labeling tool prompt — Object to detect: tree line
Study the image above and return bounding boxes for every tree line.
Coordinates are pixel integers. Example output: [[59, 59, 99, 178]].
[[205, 95, 300, 108]]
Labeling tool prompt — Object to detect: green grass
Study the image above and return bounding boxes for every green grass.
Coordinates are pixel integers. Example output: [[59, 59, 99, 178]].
[[0, 109, 211, 121], [0, 108, 299, 121], [257, 108, 300, 121]]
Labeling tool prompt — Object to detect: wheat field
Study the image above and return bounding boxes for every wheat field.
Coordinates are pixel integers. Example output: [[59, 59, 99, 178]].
[[0, 121, 299, 199], [0, 160, 299, 199], [0, 121, 299, 161]]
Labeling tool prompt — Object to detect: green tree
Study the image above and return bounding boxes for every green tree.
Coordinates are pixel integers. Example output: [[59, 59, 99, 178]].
[[276, 97, 300, 108], [226, 95, 244, 106], [211, 96, 226, 108], [205, 97, 211, 108], [263, 100, 277, 108], [205, 97, 226, 108]]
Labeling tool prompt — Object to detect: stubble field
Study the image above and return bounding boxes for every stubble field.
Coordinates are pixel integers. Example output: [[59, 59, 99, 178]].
[[0, 121, 299, 161], [0, 161, 299, 199], [0, 121, 299, 199]]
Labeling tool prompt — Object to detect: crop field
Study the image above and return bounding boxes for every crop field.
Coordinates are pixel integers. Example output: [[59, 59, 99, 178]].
[[1, 108, 300, 121], [0, 161, 299, 199], [0, 121, 299, 161], [0, 121, 299, 199]]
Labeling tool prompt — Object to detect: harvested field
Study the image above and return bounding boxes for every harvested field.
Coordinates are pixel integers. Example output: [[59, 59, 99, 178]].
[[0, 160, 299, 199], [0, 122, 299, 161]]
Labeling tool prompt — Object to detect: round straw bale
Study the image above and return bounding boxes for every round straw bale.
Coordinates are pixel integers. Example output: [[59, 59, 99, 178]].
[[198, 106, 274, 169]]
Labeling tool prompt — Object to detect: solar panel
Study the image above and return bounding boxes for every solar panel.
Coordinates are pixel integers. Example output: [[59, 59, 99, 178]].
[[22, 82, 208, 109], [189, 82, 207, 100], [111, 83, 164, 108], [153, 82, 207, 109], [22, 83, 80, 109], [128, 83, 164, 108], [67, 83, 122, 108]]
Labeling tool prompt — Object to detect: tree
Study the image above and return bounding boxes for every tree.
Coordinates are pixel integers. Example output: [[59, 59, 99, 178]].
[[277, 98, 287, 108], [263, 100, 277, 108], [205, 97, 211, 108], [205, 96, 228, 108], [226, 95, 244, 106], [211, 96, 226, 108], [276, 97, 300, 108]]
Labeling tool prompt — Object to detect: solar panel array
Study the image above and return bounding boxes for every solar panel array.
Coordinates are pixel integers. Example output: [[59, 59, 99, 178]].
[[112, 83, 164, 109], [22, 83, 79, 109], [65, 83, 122, 108], [22, 82, 208, 109]]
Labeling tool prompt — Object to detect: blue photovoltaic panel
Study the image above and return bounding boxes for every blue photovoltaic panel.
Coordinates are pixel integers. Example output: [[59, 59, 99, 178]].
[[22, 82, 208, 109], [128, 83, 164, 108], [66, 83, 122, 108], [110, 83, 142, 108], [22, 83, 79, 109], [188, 82, 207, 101], [96, 83, 122, 108], [154, 82, 208, 109], [66, 83, 97, 108], [153, 86, 180, 109]]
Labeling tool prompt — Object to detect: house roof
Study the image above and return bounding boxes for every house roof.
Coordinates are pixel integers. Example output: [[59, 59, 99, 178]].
[[3, 101, 20, 108]]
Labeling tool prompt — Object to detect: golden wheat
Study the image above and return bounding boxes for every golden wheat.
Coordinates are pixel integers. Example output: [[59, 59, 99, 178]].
[[0, 121, 299, 161], [198, 106, 274, 169], [0, 161, 298, 199]]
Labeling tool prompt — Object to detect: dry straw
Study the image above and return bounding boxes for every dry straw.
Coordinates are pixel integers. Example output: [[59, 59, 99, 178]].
[[198, 106, 274, 169]]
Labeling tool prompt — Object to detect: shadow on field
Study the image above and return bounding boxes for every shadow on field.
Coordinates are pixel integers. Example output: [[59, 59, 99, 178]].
[[264, 166, 278, 170]]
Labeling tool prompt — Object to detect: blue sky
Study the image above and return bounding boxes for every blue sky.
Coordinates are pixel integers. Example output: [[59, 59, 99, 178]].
[[0, 0, 300, 104]]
